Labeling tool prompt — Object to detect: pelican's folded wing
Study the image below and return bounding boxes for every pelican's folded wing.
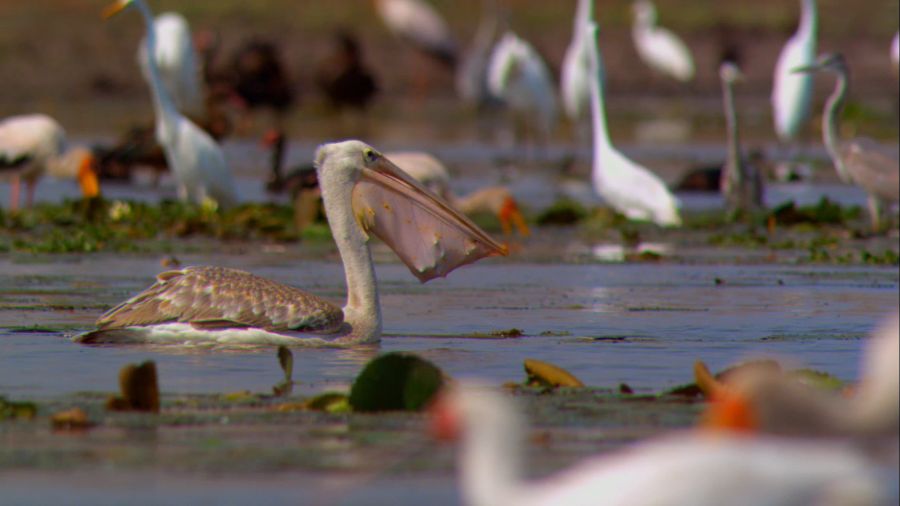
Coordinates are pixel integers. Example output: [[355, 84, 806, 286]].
[[96, 266, 343, 332]]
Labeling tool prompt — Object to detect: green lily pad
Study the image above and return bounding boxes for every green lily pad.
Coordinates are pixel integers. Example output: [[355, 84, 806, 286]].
[[0, 396, 37, 421], [524, 359, 584, 388], [305, 392, 351, 413], [348, 353, 445, 412]]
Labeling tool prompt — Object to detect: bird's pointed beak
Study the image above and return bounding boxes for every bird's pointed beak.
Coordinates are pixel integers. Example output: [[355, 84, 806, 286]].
[[352, 153, 508, 283], [499, 196, 530, 237], [694, 361, 759, 433], [78, 154, 101, 199], [101, 0, 130, 20]]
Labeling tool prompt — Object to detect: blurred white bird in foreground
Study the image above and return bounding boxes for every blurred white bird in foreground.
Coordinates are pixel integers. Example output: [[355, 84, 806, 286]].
[[104, 0, 237, 209], [772, 0, 818, 142], [138, 12, 204, 117], [0, 114, 100, 211], [487, 32, 558, 152], [630, 0, 695, 82], [587, 22, 681, 226], [432, 381, 891, 506]]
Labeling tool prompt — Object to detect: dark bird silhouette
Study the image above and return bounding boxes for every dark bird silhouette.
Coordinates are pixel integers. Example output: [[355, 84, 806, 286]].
[[314, 31, 379, 111]]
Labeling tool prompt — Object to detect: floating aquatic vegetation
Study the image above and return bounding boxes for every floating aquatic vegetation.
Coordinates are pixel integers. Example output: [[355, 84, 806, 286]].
[[106, 361, 160, 413], [523, 359, 584, 388], [349, 352, 445, 412], [50, 407, 93, 431], [768, 197, 861, 227], [536, 198, 588, 226], [0, 396, 37, 421]]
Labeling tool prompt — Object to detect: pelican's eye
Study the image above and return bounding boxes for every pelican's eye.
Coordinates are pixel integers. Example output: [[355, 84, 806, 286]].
[[363, 148, 380, 164]]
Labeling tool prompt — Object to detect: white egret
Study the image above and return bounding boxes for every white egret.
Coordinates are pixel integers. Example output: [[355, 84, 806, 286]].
[[487, 32, 558, 149], [432, 381, 889, 506], [772, 0, 818, 142], [794, 53, 899, 231], [719, 62, 764, 218], [561, 0, 596, 122], [586, 23, 682, 227], [76, 141, 506, 345], [0, 114, 100, 211], [631, 0, 695, 82], [137, 12, 204, 117], [374, 0, 457, 68], [104, 0, 238, 209]]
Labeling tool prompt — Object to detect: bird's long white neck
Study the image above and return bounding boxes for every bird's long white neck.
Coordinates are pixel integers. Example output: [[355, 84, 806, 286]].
[[319, 168, 382, 342], [588, 28, 613, 158], [135, 0, 180, 140], [461, 404, 523, 506], [823, 69, 850, 182], [722, 77, 743, 182], [573, 0, 594, 36], [797, 0, 818, 39]]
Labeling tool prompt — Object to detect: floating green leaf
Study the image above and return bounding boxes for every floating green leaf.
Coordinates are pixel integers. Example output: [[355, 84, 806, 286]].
[[349, 353, 445, 412]]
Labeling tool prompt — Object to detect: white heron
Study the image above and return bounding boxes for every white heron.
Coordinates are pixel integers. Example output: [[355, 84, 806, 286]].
[[630, 0, 695, 82], [374, 0, 457, 68], [794, 53, 899, 231], [772, 0, 818, 142], [104, 0, 237, 209], [561, 0, 596, 122], [586, 22, 682, 227], [719, 62, 764, 219], [487, 32, 558, 150], [76, 141, 506, 345], [432, 380, 890, 506], [137, 12, 204, 117], [0, 114, 100, 211]]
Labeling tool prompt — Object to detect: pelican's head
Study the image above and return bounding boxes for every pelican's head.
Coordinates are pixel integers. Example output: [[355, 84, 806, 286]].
[[314, 141, 507, 283], [632, 0, 657, 26], [101, 0, 135, 19], [718, 61, 744, 84], [792, 52, 848, 76]]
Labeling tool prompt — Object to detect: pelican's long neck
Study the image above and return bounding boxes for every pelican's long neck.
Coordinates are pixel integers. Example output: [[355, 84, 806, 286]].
[[461, 402, 524, 506], [588, 27, 613, 157], [135, 0, 180, 138], [319, 169, 382, 342], [722, 77, 743, 182], [797, 0, 818, 40], [823, 69, 850, 182]]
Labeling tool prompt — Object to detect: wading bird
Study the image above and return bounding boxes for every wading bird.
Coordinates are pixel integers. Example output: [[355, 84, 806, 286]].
[[0, 114, 100, 211], [719, 62, 764, 219], [432, 381, 889, 506], [587, 23, 681, 226], [374, 0, 458, 68], [794, 53, 899, 231], [456, 0, 502, 109], [104, 0, 237, 209], [561, 0, 595, 123], [487, 32, 558, 151], [314, 31, 379, 112], [76, 141, 506, 345], [630, 0, 695, 82], [138, 12, 204, 117], [772, 0, 818, 142]]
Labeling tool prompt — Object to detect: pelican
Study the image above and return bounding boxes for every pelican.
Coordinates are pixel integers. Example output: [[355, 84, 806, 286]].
[[103, 0, 238, 209], [456, 0, 502, 108], [137, 12, 204, 117], [772, 0, 818, 142], [374, 0, 457, 68], [630, 0, 695, 82], [0, 114, 100, 211], [433, 381, 889, 506], [487, 32, 558, 149], [703, 312, 899, 439], [561, 0, 595, 122], [75, 141, 507, 345], [719, 62, 764, 219], [388, 151, 530, 237], [586, 23, 682, 227], [794, 53, 899, 231]]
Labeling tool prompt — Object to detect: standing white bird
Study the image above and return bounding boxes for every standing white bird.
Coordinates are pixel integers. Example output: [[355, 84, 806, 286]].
[[374, 0, 457, 68], [561, 0, 596, 122], [104, 0, 237, 209], [487, 32, 558, 150], [630, 0, 695, 82], [456, 0, 502, 108], [76, 141, 506, 345], [793, 53, 899, 231], [719, 62, 764, 219], [0, 114, 100, 211], [432, 381, 890, 506], [137, 12, 204, 117], [772, 0, 818, 142], [587, 22, 682, 227], [891, 31, 899, 74]]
